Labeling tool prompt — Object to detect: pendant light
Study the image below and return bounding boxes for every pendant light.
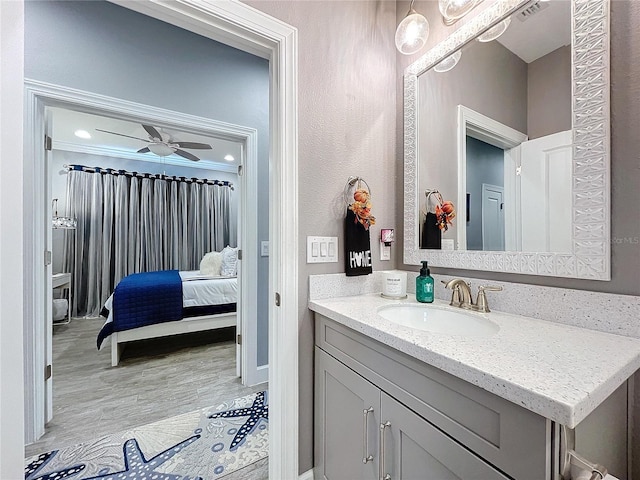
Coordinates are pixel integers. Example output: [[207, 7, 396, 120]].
[[395, 0, 430, 55], [433, 50, 462, 73], [477, 17, 511, 43], [439, 0, 482, 26]]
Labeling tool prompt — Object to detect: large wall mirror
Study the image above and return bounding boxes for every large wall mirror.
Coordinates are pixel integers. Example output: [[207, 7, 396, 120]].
[[403, 0, 610, 280]]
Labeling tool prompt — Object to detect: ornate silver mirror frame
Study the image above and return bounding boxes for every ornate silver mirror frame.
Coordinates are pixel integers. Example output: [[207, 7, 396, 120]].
[[403, 0, 610, 280]]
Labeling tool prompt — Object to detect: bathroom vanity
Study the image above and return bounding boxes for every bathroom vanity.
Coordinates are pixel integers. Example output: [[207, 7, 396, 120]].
[[310, 295, 640, 480]]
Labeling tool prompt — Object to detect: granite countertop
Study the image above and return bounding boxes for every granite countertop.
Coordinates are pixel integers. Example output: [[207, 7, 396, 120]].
[[309, 294, 640, 428]]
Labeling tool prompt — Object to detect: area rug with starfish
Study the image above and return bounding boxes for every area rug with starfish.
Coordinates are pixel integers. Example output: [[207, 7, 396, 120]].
[[25, 391, 268, 480]]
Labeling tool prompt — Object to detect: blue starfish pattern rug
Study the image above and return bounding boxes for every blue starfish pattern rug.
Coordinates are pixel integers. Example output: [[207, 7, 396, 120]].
[[24, 391, 268, 480]]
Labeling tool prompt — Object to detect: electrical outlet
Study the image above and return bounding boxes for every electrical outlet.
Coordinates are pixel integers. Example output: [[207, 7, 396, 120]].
[[261, 241, 269, 257], [380, 241, 391, 261]]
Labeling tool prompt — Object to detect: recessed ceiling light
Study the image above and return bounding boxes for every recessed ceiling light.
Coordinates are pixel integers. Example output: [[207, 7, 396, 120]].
[[74, 129, 91, 139], [224, 154, 235, 162]]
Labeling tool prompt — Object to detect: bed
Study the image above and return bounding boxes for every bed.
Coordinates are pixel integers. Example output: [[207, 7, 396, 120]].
[[98, 270, 237, 366]]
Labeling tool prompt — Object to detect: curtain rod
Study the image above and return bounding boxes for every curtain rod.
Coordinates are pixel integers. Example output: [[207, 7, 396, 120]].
[[63, 164, 234, 189]]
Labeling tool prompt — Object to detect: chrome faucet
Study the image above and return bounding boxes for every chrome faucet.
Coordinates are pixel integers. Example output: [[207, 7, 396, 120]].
[[443, 278, 502, 313]]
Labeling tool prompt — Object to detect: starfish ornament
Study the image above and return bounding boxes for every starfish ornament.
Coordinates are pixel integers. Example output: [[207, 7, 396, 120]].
[[83, 435, 201, 480], [208, 391, 269, 450]]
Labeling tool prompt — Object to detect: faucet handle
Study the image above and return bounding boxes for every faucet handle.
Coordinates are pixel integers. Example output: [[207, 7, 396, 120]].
[[478, 285, 502, 293], [475, 285, 502, 313]]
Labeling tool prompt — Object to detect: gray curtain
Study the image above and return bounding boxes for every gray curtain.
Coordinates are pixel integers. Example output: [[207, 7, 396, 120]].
[[63, 168, 233, 317]]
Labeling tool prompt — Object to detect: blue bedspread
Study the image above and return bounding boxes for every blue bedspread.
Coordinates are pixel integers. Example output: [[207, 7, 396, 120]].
[[97, 270, 183, 349]]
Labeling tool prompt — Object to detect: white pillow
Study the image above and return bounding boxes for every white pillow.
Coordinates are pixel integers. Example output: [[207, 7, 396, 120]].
[[200, 251, 223, 276], [220, 246, 238, 277]]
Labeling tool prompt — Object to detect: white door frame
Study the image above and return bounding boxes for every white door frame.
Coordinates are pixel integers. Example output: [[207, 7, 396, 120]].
[[23, 78, 263, 436], [4, 2, 299, 479], [456, 105, 527, 250]]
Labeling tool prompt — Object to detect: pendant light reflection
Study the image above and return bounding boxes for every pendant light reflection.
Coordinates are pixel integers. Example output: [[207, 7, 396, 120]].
[[434, 50, 462, 73], [439, 0, 481, 25], [395, 0, 430, 55], [477, 17, 511, 43]]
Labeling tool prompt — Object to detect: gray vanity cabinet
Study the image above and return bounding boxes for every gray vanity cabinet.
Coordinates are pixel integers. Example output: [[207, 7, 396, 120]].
[[314, 314, 551, 480], [316, 348, 509, 480]]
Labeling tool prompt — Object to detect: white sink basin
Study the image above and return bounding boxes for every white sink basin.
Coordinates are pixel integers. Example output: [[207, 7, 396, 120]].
[[377, 304, 499, 337]]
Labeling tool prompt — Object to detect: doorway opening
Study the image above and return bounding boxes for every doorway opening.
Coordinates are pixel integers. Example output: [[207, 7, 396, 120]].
[[25, 88, 265, 458]]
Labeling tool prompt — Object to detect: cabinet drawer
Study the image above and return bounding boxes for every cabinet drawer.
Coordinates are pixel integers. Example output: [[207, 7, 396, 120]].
[[316, 314, 550, 480]]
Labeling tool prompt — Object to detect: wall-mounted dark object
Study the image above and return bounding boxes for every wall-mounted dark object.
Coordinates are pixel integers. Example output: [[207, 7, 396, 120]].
[[466, 193, 470, 222]]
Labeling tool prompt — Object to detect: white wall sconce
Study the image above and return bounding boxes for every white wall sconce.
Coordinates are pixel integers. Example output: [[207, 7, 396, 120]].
[[439, 0, 483, 26], [395, 0, 430, 55]]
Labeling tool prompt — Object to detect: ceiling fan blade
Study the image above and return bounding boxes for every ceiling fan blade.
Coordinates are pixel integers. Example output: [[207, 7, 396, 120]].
[[137, 147, 151, 154], [174, 149, 201, 162], [174, 142, 212, 150], [95, 129, 148, 142], [142, 124, 162, 140]]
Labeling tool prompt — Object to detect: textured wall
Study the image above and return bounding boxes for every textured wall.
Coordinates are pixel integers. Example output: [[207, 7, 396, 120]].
[[244, 1, 397, 472]]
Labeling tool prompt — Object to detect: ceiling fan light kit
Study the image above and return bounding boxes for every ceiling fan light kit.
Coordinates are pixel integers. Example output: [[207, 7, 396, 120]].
[[96, 123, 212, 162]]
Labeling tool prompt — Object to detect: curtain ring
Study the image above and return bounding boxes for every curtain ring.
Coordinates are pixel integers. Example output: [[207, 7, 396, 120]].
[[344, 176, 372, 207]]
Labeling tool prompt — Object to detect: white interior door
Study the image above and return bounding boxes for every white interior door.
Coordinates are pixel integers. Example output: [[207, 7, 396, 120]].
[[481, 184, 505, 251], [520, 130, 572, 252]]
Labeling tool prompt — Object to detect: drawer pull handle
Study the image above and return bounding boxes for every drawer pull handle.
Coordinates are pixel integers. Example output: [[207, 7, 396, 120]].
[[362, 407, 374, 463], [379, 421, 392, 480]]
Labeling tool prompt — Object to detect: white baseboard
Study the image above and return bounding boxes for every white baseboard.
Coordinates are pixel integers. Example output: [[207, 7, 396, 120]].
[[299, 468, 315, 480]]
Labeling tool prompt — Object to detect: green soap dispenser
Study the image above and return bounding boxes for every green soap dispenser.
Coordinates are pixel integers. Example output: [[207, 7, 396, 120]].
[[416, 261, 434, 303]]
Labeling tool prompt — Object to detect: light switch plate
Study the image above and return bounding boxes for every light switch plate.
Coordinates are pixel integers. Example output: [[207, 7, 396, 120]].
[[307, 236, 338, 263], [261, 241, 269, 257]]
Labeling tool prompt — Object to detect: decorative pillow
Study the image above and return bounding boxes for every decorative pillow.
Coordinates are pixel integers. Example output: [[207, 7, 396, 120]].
[[200, 251, 223, 276], [220, 246, 239, 277]]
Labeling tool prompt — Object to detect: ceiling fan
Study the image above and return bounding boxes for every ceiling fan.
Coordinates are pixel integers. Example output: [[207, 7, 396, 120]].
[[96, 124, 212, 162]]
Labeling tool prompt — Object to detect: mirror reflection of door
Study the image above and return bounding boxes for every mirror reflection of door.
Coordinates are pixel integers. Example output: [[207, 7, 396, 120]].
[[465, 137, 505, 251], [518, 130, 572, 253], [481, 184, 505, 251]]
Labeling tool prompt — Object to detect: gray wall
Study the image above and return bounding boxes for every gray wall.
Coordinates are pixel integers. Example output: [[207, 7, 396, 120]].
[[24, 0, 270, 365], [417, 38, 527, 245], [465, 137, 504, 251], [244, 1, 398, 473], [527, 45, 571, 139]]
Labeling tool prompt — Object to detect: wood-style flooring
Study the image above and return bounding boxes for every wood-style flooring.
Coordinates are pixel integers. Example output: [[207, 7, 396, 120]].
[[25, 318, 268, 479]]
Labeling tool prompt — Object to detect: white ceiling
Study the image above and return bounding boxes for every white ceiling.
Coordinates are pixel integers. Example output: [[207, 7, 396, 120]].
[[497, 0, 571, 64], [50, 107, 243, 172]]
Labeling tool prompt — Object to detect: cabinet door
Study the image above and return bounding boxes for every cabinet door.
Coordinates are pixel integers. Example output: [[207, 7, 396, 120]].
[[380, 393, 510, 480], [315, 347, 380, 480]]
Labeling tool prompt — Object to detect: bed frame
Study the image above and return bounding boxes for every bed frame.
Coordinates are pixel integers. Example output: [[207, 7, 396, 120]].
[[110, 311, 237, 366]]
